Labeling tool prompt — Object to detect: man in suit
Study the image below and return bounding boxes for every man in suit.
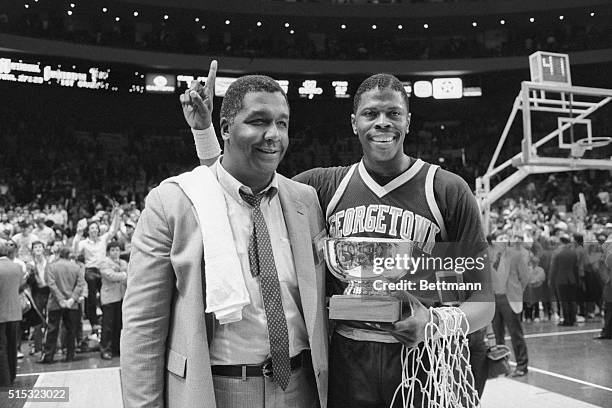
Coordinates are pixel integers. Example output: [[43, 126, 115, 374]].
[[39, 246, 85, 363], [550, 234, 580, 326], [0, 239, 23, 386], [121, 71, 328, 408], [492, 235, 530, 377]]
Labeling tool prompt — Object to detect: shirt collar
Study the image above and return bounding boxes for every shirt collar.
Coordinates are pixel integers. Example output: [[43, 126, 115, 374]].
[[214, 157, 279, 206]]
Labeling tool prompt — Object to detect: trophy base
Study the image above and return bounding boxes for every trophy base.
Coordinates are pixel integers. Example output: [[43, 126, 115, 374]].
[[329, 295, 401, 323]]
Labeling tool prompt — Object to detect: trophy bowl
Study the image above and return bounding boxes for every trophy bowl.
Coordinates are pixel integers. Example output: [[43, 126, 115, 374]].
[[323, 237, 415, 322]]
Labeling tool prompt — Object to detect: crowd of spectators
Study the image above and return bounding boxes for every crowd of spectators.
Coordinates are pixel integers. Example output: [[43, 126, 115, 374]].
[[1, 6, 610, 61], [488, 194, 612, 329]]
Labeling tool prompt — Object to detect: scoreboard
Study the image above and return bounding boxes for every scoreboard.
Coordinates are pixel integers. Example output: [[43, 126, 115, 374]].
[[529, 51, 572, 86]]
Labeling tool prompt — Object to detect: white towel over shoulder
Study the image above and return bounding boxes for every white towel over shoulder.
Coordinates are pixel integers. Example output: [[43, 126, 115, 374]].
[[162, 166, 250, 324]]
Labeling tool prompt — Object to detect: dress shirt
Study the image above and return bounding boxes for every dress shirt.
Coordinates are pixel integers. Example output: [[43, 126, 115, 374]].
[[77, 232, 111, 268], [209, 160, 309, 365], [32, 257, 48, 288]]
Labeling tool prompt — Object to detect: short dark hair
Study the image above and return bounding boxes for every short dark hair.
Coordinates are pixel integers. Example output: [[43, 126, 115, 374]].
[[107, 241, 122, 252], [353, 73, 409, 114], [31, 240, 44, 250], [220, 75, 288, 125], [59, 246, 72, 259]]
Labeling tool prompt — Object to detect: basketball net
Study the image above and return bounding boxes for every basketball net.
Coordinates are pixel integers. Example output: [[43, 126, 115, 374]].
[[390, 307, 480, 408]]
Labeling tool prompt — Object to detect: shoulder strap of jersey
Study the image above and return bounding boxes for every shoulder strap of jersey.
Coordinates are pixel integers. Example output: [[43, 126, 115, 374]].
[[425, 164, 449, 241], [325, 163, 358, 220]]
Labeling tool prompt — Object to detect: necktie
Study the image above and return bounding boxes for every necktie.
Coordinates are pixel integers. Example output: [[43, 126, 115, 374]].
[[240, 189, 291, 390]]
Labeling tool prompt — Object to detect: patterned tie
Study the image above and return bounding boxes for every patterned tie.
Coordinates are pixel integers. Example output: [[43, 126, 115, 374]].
[[239, 189, 291, 391]]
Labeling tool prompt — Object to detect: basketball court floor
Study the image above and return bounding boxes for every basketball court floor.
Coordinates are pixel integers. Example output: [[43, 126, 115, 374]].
[[1, 320, 610, 408]]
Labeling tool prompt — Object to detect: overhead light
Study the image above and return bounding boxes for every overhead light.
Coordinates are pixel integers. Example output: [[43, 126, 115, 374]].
[[372, 24, 377, 30], [290, 29, 295, 34], [284, 22, 290, 28], [257, 21, 262, 27], [341, 24, 346, 29], [24, 4, 29, 8], [115, 16, 120, 22], [195, 17, 199, 22], [164, 14, 169, 20], [500, 19, 505, 25], [590, 12, 595, 17], [70, 3, 75, 8], [201, 25, 206, 30], [133, 11, 138, 17], [225, 19, 230, 25], [559, 15, 564, 20], [102, 7, 107, 13], [472, 21, 477, 27], [67, 10, 72, 15], [423, 23, 429, 29], [529, 17, 535, 23], [397, 24, 403, 30]]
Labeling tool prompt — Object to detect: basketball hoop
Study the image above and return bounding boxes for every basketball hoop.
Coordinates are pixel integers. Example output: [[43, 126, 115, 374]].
[[574, 136, 612, 148], [570, 136, 612, 158]]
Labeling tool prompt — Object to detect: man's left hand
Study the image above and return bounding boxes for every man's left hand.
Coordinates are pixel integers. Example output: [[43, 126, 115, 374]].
[[391, 293, 436, 347]]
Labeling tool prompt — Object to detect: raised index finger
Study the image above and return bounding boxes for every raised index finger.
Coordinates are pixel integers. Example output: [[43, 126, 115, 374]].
[[205, 60, 217, 95]]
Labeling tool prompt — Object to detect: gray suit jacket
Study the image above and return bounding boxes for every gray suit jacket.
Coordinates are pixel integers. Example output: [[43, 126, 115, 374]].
[[0, 258, 23, 323], [46, 259, 86, 311], [502, 248, 530, 314], [121, 173, 328, 408]]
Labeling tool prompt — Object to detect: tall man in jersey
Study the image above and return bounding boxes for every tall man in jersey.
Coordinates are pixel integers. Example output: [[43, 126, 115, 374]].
[[184, 66, 493, 408]]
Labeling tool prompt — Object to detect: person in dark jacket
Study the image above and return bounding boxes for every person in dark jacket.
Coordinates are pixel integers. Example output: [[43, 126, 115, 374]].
[[550, 234, 580, 326]]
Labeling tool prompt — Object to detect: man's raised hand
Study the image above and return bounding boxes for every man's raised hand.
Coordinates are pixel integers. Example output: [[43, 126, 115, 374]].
[[180, 60, 217, 130]]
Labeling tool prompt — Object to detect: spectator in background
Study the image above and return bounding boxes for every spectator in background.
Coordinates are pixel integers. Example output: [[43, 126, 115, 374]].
[[72, 207, 120, 338], [99, 241, 127, 360], [594, 242, 612, 339], [550, 234, 580, 326], [492, 235, 530, 377], [12, 221, 39, 263], [47, 239, 63, 264], [0, 240, 23, 386], [38, 246, 85, 363], [119, 220, 135, 261], [27, 240, 49, 356], [33, 216, 55, 246], [0, 212, 14, 239], [47, 204, 68, 228]]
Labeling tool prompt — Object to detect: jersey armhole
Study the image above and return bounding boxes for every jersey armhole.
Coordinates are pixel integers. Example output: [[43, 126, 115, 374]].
[[325, 163, 358, 220], [425, 165, 448, 241]]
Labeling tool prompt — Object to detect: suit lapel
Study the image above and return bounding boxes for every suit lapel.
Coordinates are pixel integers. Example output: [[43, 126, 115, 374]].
[[278, 178, 317, 337]]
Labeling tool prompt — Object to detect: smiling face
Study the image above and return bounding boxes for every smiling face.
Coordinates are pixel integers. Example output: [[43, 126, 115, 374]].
[[32, 243, 44, 257], [221, 91, 289, 192], [88, 222, 99, 238], [352, 87, 410, 174]]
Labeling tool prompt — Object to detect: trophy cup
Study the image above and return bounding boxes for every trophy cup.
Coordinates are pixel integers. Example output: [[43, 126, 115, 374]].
[[323, 237, 415, 323]]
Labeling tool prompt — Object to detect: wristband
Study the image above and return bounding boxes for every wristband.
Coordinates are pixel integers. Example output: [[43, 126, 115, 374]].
[[192, 126, 221, 160]]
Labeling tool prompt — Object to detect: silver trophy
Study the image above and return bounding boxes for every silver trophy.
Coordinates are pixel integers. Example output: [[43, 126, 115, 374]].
[[323, 237, 415, 322]]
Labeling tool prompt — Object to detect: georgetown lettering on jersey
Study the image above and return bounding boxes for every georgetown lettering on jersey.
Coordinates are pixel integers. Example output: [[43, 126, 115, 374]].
[[328, 204, 440, 255]]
